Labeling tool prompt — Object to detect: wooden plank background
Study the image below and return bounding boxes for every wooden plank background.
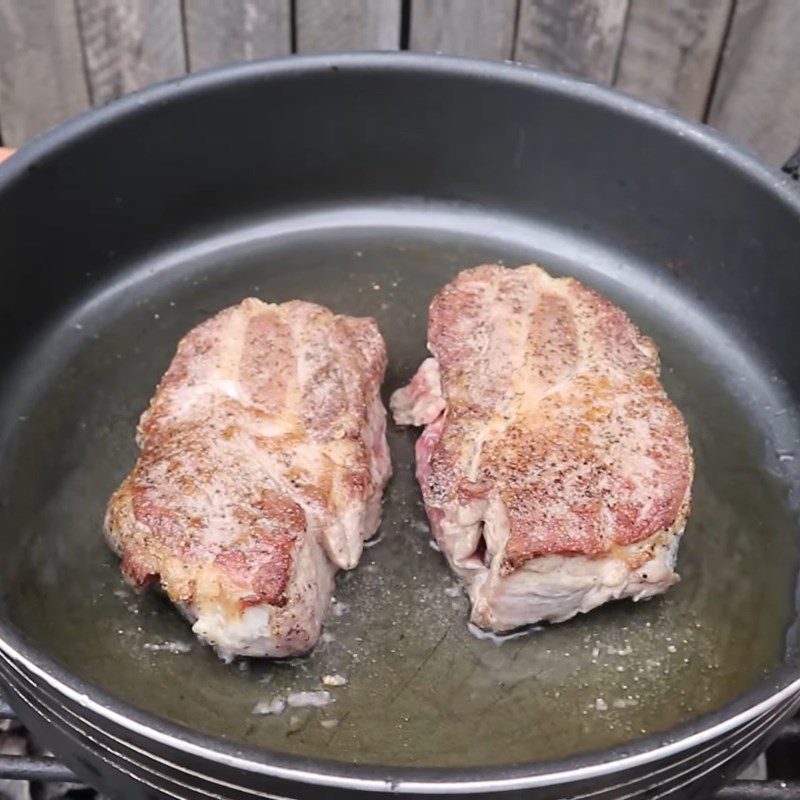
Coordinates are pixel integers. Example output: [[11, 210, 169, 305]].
[[0, 0, 798, 167], [75, 0, 186, 105], [615, 0, 733, 121], [0, 0, 90, 146], [707, 0, 800, 171], [514, 0, 630, 85], [410, 0, 517, 61], [184, 1, 291, 70], [295, 0, 401, 52]]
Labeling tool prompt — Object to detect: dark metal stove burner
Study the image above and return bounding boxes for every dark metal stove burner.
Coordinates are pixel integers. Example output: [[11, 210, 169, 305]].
[[1, 692, 78, 786], [1, 691, 798, 798]]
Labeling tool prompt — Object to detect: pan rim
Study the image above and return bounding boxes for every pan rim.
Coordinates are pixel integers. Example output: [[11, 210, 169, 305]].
[[0, 51, 799, 792], [2, 635, 799, 792]]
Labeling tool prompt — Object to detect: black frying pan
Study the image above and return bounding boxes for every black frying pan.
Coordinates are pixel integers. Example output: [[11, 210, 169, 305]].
[[0, 54, 798, 800]]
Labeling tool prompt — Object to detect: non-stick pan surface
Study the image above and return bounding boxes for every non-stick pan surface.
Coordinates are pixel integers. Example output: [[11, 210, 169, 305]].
[[0, 54, 798, 782]]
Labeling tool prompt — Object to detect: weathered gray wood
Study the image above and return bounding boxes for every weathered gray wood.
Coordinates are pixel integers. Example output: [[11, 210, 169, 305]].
[[707, 0, 800, 166], [409, 0, 517, 61], [184, 0, 291, 71], [615, 0, 732, 119], [76, 0, 186, 105], [514, 0, 629, 84], [295, 0, 401, 52], [0, 0, 90, 147]]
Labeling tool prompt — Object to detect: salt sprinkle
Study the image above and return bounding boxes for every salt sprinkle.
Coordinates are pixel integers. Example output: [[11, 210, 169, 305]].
[[331, 600, 350, 617], [142, 641, 192, 654], [287, 691, 332, 708], [252, 699, 286, 716]]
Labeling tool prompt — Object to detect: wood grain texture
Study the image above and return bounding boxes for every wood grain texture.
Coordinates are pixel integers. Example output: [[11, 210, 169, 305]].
[[184, 0, 290, 70], [0, 0, 90, 147], [707, 0, 800, 166], [409, 0, 517, 61], [615, 0, 732, 119], [514, 0, 629, 83], [76, 0, 186, 105], [295, 0, 401, 52]]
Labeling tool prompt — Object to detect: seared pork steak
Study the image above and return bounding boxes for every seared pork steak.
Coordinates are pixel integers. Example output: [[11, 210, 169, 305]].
[[392, 265, 693, 632], [106, 298, 391, 659]]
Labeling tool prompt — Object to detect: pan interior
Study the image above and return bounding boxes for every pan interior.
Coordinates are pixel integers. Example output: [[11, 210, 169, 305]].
[[0, 201, 798, 768]]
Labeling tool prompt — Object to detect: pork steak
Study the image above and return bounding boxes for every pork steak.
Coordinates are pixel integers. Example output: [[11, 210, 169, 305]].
[[106, 298, 391, 659], [391, 264, 693, 632]]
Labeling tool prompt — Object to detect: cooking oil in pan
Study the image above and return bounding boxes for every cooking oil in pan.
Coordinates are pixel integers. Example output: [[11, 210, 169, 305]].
[[1, 206, 798, 767]]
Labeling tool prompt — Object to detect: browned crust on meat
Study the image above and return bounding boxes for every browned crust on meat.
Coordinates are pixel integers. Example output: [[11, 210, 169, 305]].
[[105, 298, 387, 613], [423, 264, 693, 568]]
